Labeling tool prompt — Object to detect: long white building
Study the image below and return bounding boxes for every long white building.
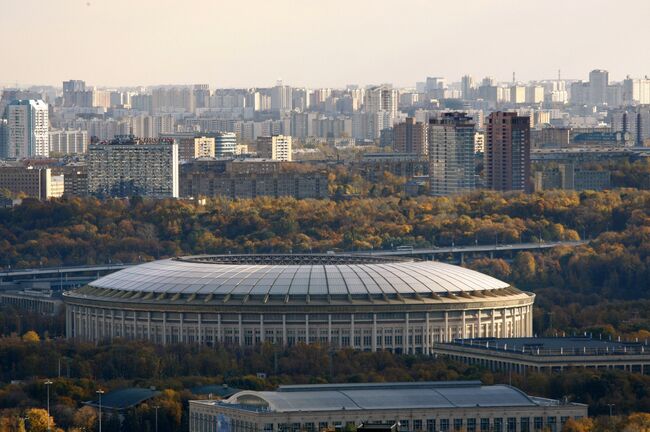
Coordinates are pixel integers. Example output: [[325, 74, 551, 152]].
[[189, 381, 587, 432]]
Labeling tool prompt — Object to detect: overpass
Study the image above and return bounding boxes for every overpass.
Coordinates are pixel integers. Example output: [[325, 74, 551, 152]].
[[0, 240, 587, 289], [349, 240, 587, 258]]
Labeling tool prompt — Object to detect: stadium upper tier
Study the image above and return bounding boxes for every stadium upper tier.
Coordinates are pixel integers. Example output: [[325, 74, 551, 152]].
[[81, 254, 511, 304]]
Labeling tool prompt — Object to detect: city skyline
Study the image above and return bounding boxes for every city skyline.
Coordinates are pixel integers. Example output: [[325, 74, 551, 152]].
[[2, 0, 650, 88]]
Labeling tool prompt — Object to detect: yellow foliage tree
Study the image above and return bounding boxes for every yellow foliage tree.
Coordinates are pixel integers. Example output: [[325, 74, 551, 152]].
[[21, 331, 40, 343]]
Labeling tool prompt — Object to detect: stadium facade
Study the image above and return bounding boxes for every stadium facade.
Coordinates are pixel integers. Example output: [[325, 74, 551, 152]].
[[63, 255, 535, 353]]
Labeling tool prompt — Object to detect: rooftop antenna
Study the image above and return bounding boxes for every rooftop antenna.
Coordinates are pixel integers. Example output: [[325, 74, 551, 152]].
[[558, 69, 561, 81], [512, 72, 516, 84]]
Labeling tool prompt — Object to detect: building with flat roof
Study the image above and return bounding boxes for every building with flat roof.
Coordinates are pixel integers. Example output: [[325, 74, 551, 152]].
[[0, 166, 54, 199], [256, 135, 292, 161], [6, 99, 50, 158], [189, 381, 587, 432], [433, 337, 650, 374], [180, 159, 328, 200], [428, 113, 476, 196], [485, 112, 531, 193], [87, 135, 179, 198]]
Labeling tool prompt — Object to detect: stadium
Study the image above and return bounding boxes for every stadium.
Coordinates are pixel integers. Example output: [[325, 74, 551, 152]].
[[63, 254, 534, 353]]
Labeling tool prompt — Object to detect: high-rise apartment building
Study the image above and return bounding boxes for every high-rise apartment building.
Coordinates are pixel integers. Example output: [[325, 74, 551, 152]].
[[589, 69, 609, 105], [623, 76, 650, 105], [6, 100, 50, 158], [461, 75, 474, 100], [485, 112, 531, 192], [428, 113, 476, 196], [256, 135, 292, 161], [49, 129, 88, 154], [393, 117, 427, 155], [271, 83, 293, 112], [213, 132, 237, 157], [193, 136, 216, 158], [363, 85, 398, 116], [62, 80, 87, 107], [0, 119, 8, 159], [87, 136, 179, 198]]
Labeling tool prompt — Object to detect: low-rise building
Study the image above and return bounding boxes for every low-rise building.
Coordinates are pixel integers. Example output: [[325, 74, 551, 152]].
[[180, 159, 328, 199], [0, 166, 54, 199], [433, 337, 650, 374], [533, 163, 610, 191], [189, 381, 587, 432]]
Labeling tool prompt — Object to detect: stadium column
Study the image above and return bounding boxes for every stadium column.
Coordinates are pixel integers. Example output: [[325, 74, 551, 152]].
[[425, 312, 430, 355], [198, 314, 202, 344], [306, 314, 310, 345], [110, 310, 115, 341], [444, 311, 449, 342], [121, 310, 125, 338], [180, 313, 184, 343], [328, 314, 332, 344], [349, 314, 353, 349], [282, 314, 287, 346], [477, 309, 482, 338], [238, 314, 243, 346], [162, 312, 167, 345], [260, 315, 264, 343], [491, 309, 496, 337], [217, 313, 222, 344], [405, 313, 410, 354], [372, 313, 377, 352], [502, 309, 507, 338], [462, 311, 467, 339], [148, 312, 152, 341]]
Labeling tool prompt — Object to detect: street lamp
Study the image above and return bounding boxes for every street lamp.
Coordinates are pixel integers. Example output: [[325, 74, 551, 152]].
[[607, 403, 615, 417], [153, 405, 160, 432], [96, 389, 105, 432], [44, 380, 53, 432]]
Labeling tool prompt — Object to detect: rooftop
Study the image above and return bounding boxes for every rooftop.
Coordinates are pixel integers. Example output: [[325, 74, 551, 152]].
[[85, 388, 160, 411], [82, 254, 513, 301], [441, 337, 650, 356], [196, 381, 573, 413]]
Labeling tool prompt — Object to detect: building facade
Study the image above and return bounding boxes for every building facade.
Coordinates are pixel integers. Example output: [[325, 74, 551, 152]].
[[6, 99, 50, 158], [63, 255, 535, 352], [87, 136, 179, 198], [49, 129, 88, 154], [0, 166, 53, 199], [189, 381, 587, 432], [428, 113, 476, 196], [180, 159, 328, 199], [393, 117, 428, 155], [256, 135, 292, 161], [485, 112, 531, 192], [213, 132, 237, 157]]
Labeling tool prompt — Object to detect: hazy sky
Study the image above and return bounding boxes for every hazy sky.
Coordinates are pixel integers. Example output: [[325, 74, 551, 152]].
[[2, 0, 650, 89]]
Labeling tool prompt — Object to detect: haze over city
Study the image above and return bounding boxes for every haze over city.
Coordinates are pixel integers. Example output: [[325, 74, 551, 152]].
[[2, 1, 650, 432], [3, 0, 650, 87]]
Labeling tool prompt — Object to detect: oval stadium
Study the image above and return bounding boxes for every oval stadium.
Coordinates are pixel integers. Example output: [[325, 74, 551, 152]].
[[63, 255, 534, 353]]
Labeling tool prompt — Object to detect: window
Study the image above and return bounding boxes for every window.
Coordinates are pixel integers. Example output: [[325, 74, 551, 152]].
[[453, 419, 463, 432], [520, 417, 530, 432], [426, 419, 436, 432], [547, 417, 557, 432], [318, 423, 328, 431], [466, 418, 476, 432], [413, 420, 422, 431], [480, 418, 490, 432], [439, 419, 449, 432], [507, 418, 516, 432], [534, 417, 543, 431], [493, 418, 503, 432], [401, 420, 410, 431]]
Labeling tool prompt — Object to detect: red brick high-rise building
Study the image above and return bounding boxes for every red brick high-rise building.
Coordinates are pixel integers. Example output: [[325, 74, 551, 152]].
[[486, 112, 531, 192], [393, 117, 428, 155]]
